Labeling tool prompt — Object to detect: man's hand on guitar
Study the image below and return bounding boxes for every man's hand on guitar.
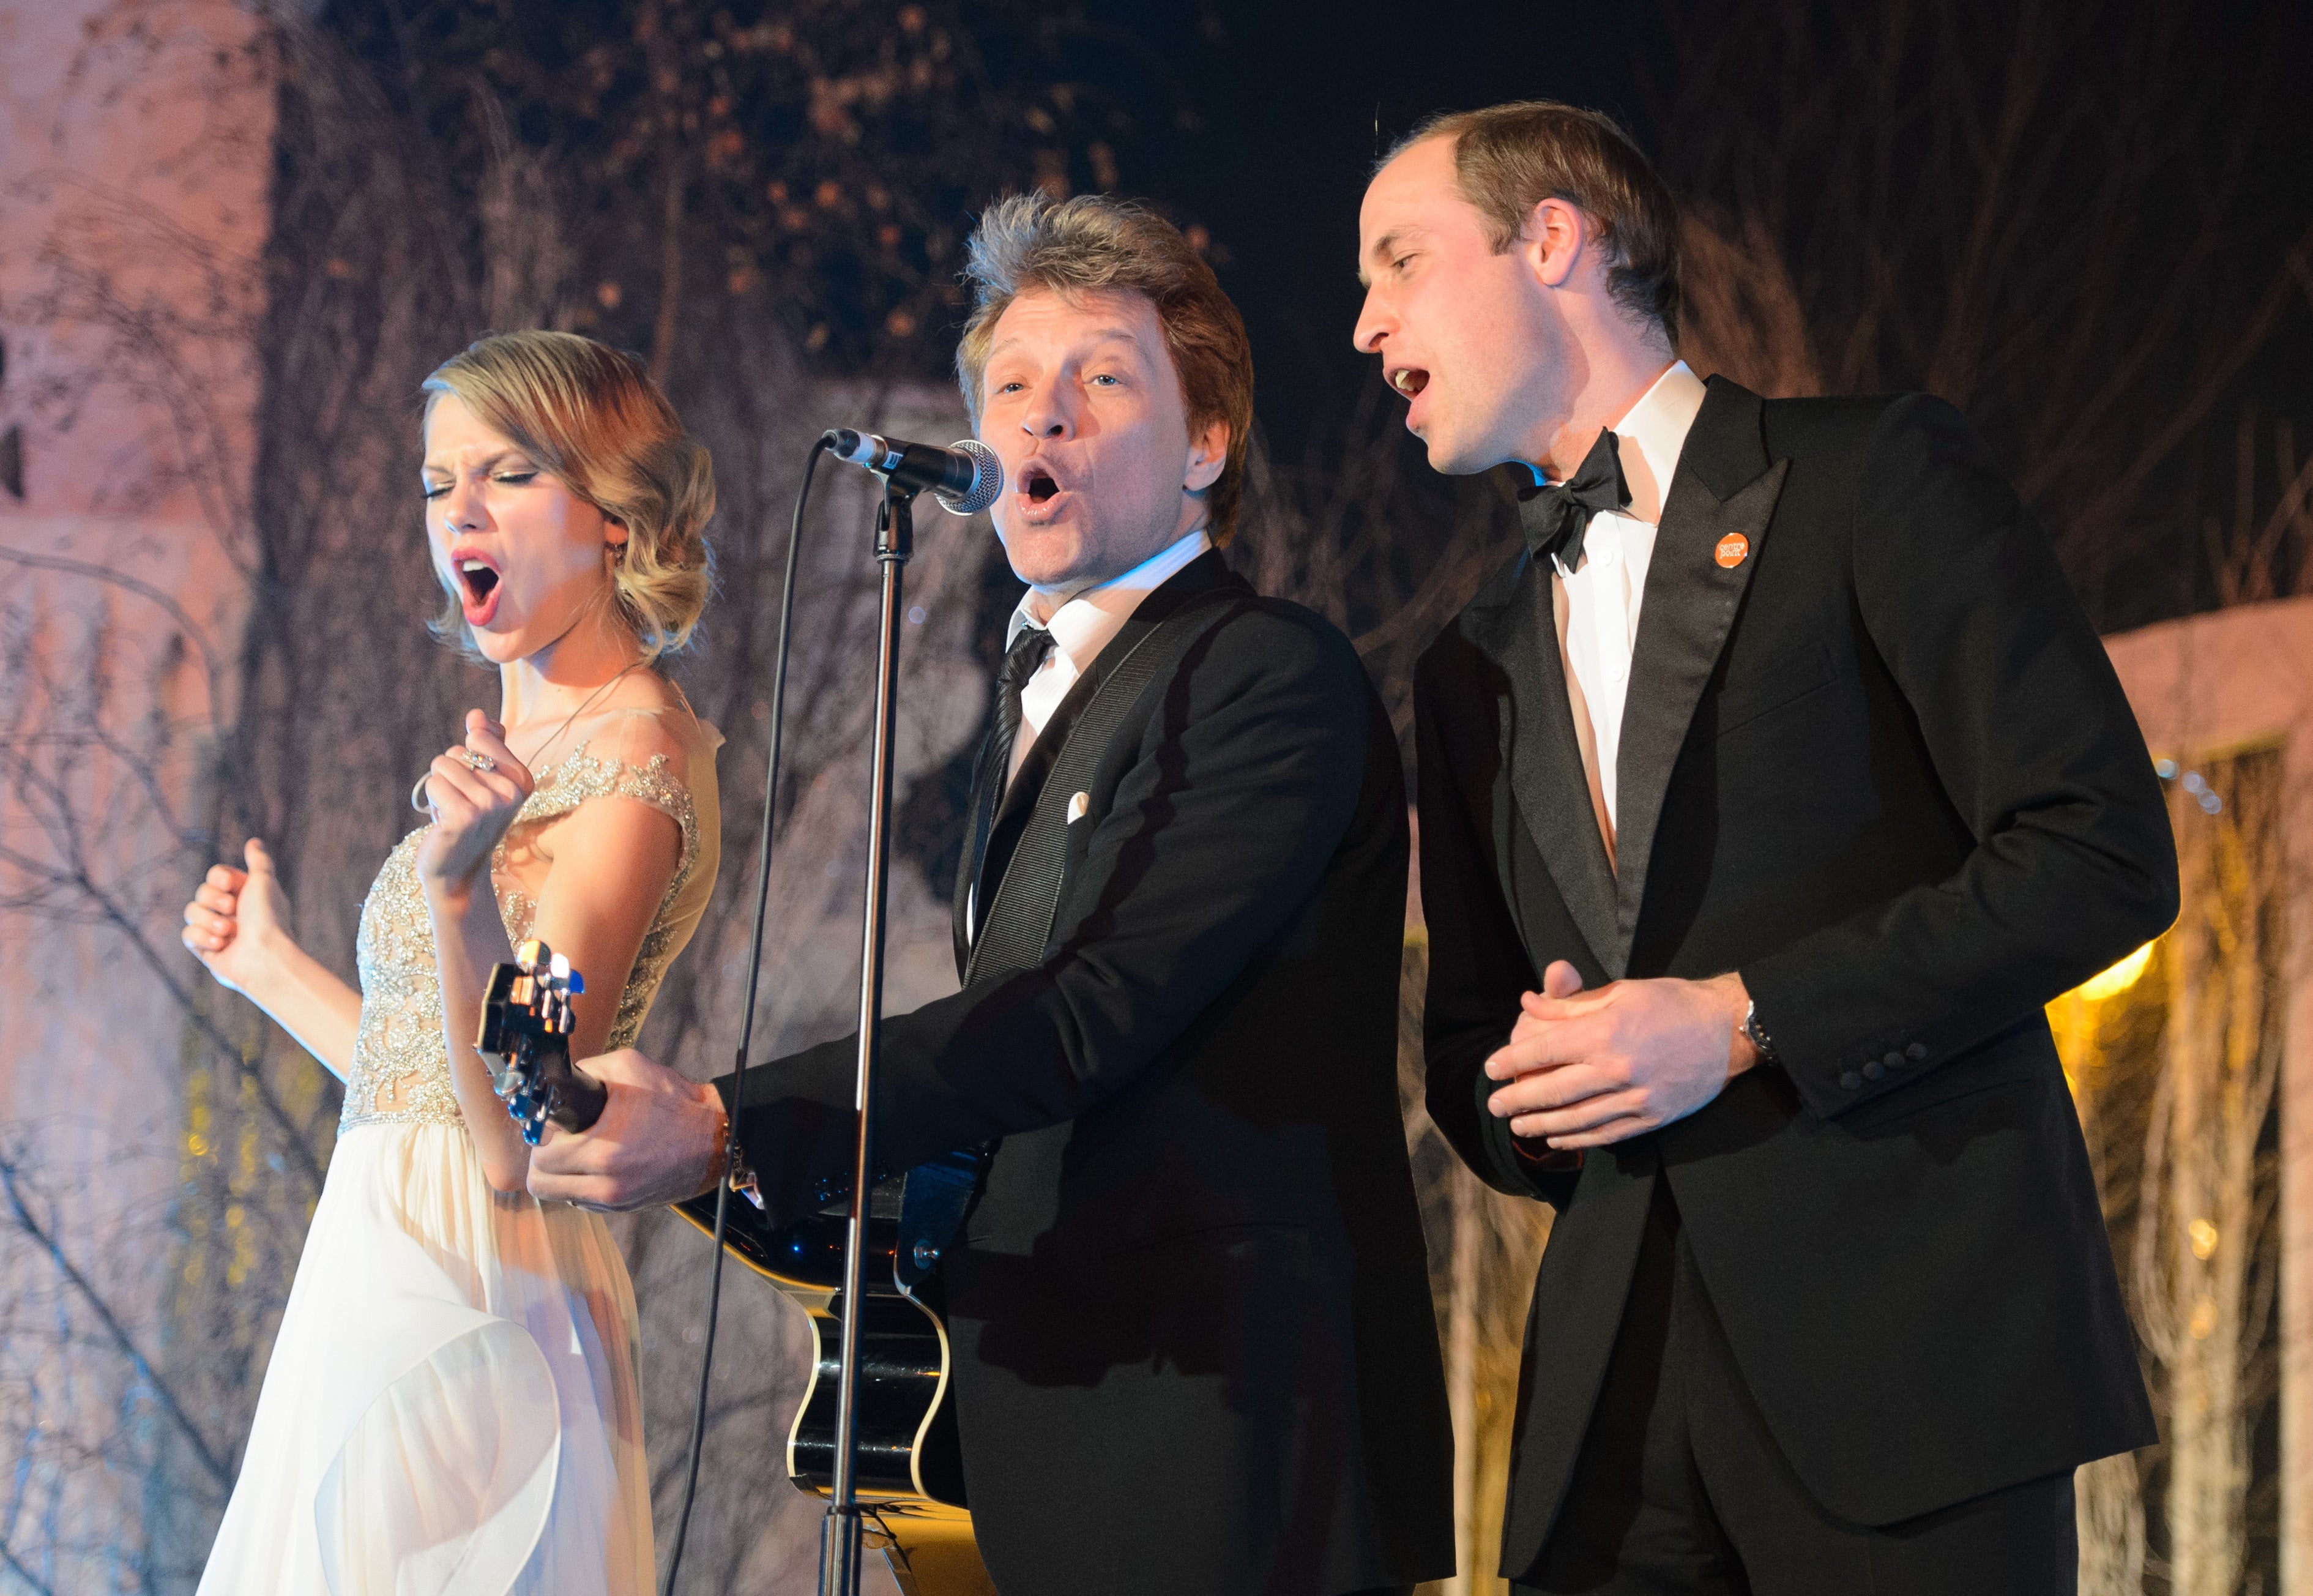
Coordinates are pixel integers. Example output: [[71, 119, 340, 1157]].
[[526, 1048, 726, 1210]]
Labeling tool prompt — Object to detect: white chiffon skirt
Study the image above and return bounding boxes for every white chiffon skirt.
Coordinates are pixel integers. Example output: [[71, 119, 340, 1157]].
[[197, 1122, 653, 1595]]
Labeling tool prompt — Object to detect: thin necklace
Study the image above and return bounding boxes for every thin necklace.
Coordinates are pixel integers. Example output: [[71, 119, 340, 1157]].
[[521, 658, 648, 774], [405, 659, 654, 817]]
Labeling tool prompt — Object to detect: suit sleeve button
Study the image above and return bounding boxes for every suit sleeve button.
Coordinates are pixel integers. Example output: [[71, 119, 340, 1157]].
[[1883, 1050, 1905, 1069], [1839, 1070, 1863, 1091], [1863, 1061, 1885, 1081], [1906, 1042, 1928, 1060]]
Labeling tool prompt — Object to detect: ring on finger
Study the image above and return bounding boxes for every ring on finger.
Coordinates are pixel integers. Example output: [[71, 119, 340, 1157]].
[[460, 750, 497, 774]]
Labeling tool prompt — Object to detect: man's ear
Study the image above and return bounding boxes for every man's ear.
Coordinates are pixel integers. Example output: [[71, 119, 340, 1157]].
[[1185, 417, 1230, 493], [1522, 197, 1587, 291]]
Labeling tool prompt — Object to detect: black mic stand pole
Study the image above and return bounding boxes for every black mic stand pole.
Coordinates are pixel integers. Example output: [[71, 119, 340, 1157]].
[[820, 480, 914, 1596]]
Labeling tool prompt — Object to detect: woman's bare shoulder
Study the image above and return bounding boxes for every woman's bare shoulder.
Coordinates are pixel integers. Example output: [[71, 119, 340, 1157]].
[[546, 672, 717, 776]]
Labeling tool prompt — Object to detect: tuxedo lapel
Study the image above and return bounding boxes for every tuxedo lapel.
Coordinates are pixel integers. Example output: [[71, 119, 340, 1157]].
[[960, 551, 1242, 974], [952, 723, 996, 975], [1471, 553, 1620, 975], [1612, 378, 1788, 961]]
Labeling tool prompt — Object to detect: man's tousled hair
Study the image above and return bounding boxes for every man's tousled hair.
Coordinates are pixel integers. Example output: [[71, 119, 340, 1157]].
[[1390, 100, 1681, 345], [955, 192, 1254, 546]]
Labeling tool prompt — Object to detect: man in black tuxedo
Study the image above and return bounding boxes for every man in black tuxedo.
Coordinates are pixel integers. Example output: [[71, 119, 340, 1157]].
[[532, 192, 1453, 1596], [1356, 103, 2178, 1592]]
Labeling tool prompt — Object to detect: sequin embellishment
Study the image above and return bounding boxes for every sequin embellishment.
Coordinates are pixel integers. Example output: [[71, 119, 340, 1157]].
[[339, 745, 700, 1134]]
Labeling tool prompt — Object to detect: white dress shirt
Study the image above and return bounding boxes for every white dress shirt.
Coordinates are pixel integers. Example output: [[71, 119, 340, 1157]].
[[1004, 525, 1212, 785], [1546, 361, 1707, 847]]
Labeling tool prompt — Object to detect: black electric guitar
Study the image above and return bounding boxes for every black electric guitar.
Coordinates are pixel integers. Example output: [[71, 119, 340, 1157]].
[[475, 941, 993, 1596]]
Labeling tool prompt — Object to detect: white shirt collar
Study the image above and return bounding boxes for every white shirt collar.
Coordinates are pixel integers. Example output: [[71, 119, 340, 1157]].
[[1533, 360, 1707, 513], [1604, 360, 1706, 526], [1004, 526, 1212, 663]]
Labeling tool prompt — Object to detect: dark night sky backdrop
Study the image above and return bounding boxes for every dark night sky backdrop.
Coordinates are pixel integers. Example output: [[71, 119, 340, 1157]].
[[1067, 0, 1697, 462], [319, 0, 2313, 622], [1063, 0, 2311, 505]]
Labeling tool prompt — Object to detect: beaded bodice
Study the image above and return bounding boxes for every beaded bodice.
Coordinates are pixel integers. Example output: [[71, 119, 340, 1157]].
[[339, 740, 709, 1134]]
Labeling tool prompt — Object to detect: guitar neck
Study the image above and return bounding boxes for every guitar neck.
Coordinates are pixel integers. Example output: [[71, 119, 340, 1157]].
[[527, 1039, 608, 1135], [476, 944, 608, 1146]]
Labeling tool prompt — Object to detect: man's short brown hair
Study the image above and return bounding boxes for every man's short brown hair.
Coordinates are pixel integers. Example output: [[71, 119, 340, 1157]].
[[1391, 101, 1682, 345], [956, 192, 1254, 546]]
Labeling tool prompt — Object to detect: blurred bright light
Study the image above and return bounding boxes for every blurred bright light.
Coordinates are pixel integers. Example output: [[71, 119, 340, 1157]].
[[2080, 942, 2155, 1001]]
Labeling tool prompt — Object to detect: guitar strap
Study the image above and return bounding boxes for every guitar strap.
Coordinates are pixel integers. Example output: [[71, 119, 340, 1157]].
[[963, 587, 1246, 986]]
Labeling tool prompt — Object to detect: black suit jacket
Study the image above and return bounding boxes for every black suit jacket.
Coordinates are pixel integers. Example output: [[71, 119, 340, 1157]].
[[723, 552, 1454, 1596], [1415, 379, 2177, 1571]]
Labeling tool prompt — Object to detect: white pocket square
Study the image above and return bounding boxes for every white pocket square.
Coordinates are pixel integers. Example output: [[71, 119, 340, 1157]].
[[1067, 791, 1090, 824]]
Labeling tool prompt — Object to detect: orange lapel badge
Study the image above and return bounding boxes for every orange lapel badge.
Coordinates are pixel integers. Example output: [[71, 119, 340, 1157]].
[[1714, 532, 1751, 569]]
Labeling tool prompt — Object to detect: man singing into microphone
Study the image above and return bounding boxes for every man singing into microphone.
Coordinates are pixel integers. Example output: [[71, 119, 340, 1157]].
[[529, 192, 1454, 1596], [1361, 102, 2175, 1592]]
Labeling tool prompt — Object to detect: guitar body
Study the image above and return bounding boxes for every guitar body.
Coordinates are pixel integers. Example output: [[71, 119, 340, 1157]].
[[675, 1154, 993, 1596], [479, 942, 993, 1594]]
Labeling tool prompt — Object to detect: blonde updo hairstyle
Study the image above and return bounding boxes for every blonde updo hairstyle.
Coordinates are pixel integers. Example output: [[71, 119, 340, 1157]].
[[422, 330, 715, 660]]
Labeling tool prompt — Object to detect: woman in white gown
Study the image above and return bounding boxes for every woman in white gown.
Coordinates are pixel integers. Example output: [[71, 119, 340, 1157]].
[[181, 330, 722, 1595]]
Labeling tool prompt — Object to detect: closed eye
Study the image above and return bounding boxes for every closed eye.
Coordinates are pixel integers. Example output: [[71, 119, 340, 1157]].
[[422, 466, 537, 500]]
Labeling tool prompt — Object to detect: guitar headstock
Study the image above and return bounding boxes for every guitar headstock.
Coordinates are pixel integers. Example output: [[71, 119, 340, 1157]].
[[477, 939, 595, 1145]]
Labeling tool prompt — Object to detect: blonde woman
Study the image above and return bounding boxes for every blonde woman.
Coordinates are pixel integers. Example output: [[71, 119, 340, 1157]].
[[184, 332, 721, 1594]]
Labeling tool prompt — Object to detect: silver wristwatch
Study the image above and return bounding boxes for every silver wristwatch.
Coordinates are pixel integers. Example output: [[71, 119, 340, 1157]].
[[712, 1099, 764, 1209], [727, 1137, 763, 1210], [1742, 999, 1781, 1067]]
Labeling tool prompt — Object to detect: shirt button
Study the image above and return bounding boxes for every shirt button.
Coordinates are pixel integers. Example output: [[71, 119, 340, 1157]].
[[1863, 1060, 1885, 1081], [1606, 655, 1629, 684], [1838, 1070, 1863, 1091], [1883, 1050, 1905, 1069], [1906, 1042, 1928, 1060], [1590, 540, 1618, 569]]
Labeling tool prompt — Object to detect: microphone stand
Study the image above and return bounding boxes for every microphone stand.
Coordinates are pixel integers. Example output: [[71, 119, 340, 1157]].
[[821, 480, 914, 1596]]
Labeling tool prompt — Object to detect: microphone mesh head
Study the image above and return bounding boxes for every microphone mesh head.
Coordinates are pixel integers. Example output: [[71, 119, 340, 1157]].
[[938, 438, 1004, 516]]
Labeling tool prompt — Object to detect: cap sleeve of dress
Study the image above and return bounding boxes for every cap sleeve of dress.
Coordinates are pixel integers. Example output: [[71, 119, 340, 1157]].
[[524, 715, 706, 868], [508, 707, 724, 1049]]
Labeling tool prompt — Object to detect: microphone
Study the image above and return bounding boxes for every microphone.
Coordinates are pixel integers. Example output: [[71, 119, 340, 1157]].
[[822, 430, 1004, 516]]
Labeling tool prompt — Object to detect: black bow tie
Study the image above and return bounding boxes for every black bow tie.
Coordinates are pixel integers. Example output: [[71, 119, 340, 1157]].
[[1518, 428, 1630, 575]]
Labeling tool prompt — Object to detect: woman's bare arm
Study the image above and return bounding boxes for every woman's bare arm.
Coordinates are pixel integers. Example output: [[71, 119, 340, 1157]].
[[182, 839, 362, 1080], [419, 712, 685, 1191]]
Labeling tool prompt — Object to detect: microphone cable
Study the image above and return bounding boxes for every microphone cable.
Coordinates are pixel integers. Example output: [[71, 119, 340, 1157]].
[[661, 433, 830, 1594]]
